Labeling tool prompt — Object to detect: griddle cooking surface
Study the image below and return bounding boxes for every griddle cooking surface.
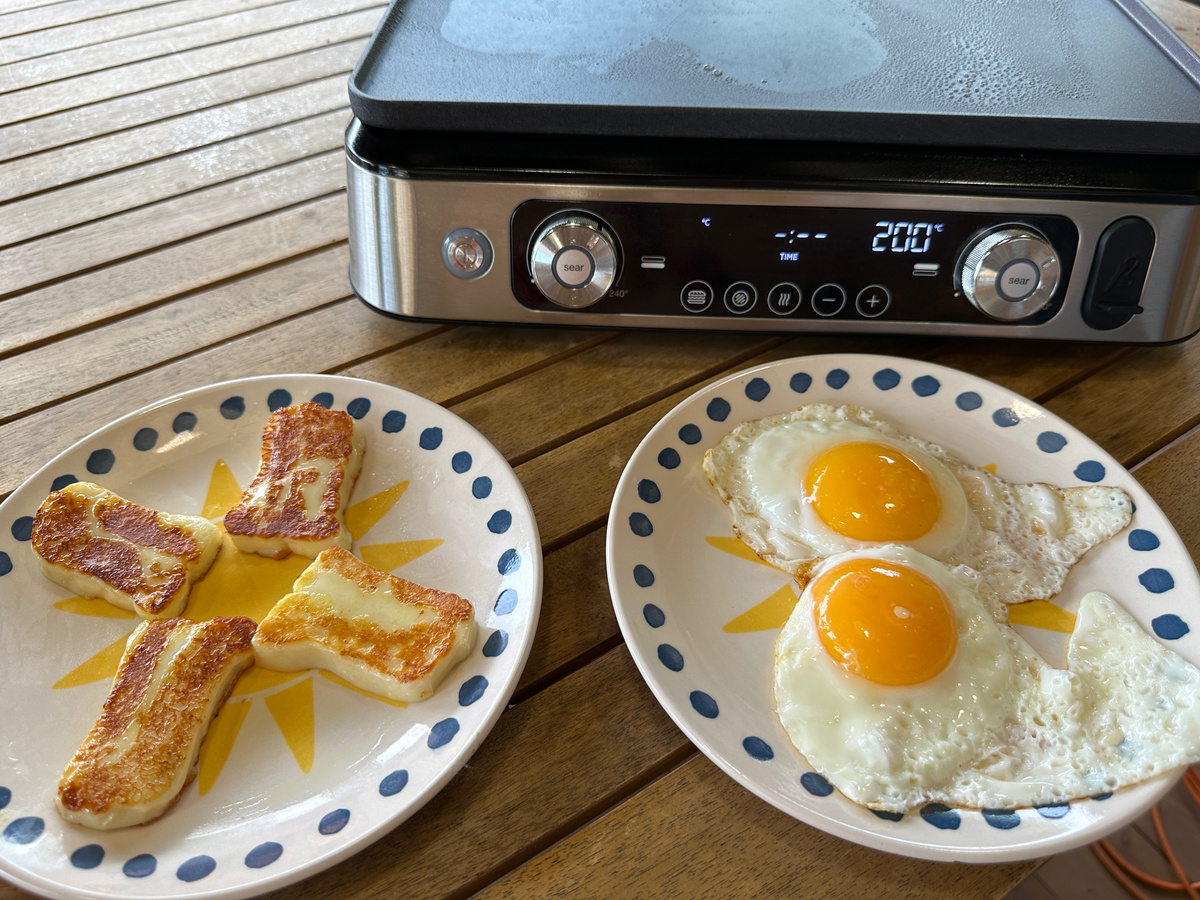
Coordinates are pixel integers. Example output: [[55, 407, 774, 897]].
[[350, 0, 1200, 154]]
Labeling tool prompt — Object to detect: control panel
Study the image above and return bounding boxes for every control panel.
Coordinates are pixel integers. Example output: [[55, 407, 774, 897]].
[[510, 200, 1080, 326]]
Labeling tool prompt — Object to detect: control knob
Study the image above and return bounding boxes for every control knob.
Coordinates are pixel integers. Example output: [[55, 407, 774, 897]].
[[529, 213, 620, 308], [958, 227, 1061, 321]]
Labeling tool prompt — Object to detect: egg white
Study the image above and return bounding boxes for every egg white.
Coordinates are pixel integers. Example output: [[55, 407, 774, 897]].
[[704, 404, 1133, 602], [775, 549, 1200, 811]]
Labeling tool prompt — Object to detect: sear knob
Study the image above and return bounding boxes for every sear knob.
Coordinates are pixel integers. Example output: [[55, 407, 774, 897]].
[[959, 228, 1061, 321], [529, 213, 620, 309]]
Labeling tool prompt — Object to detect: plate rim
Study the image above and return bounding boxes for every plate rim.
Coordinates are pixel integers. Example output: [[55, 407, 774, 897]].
[[606, 352, 1195, 863], [0, 373, 543, 900]]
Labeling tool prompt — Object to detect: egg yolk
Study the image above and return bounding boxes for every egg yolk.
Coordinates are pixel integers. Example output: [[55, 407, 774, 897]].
[[813, 558, 957, 686], [806, 441, 941, 542]]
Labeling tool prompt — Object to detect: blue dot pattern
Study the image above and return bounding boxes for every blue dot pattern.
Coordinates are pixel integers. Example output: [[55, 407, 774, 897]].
[[346, 397, 371, 419], [459, 675, 488, 706], [419, 427, 443, 450], [707, 398, 731, 421], [658, 448, 681, 469], [380, 770, 409, 796], [690, 691, 719, 718], [494, 588, 518, 614], [633, 565, 655, 587], [1035, 803, 1070, 819], [428, 718, 460, 749], [133, 427, 157, 451], [483, 630, 508, 657], [70, 845, 104, 869], [452, 450, 471, 472], [1037, 432, 1067, 452], [11, 517, 32, 541], [993, 408, 1020, 427], [678, 424, 702, 445], [220, 396, 245, 419], [983, 809, 1021, 830], [267, 389, 292, 410], [825, 369, 850, 389], [497, 549, 520, 574], [487, 510, 512, 534], [319, 809, 350, 835], [382, 410, 407, 433], [745, 377, 770, 401], [920, 804, 961, 830], [0, 552, 10, 576], [0, 787, 7, 809], [473, 476, 493, 499], [912, 375, 940, 396], [3, 817, 43, 844], [123, 854, 157, 877], [51, 474, 76, 491], [657, 644, 684, 671], [637, 479, 661, 503], [629, 513, 653, 537], [1075, 460, 1106, 482], [87, 448, 115, 474], [173, 411, 197, 432], [871, 809, 905, 822], [177, 855, 216, 882], [956, 391, 982, 411], [800, 772, 833, 797], [1129, 529, 1160, 551], [245, 843, 283, 868], [872, 368, 901, 390], [643, 604, 665, 627], [1153, 614, 1190, 640], [789, 372, 812, 393], [1139, 568, 1175, 593], [743, 737, 773, 761], [310, 392, 333, 408]]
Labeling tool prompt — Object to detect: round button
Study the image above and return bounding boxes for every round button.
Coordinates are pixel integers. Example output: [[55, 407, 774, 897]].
[[958, 227, 1060, 321], [811, 283, 847, 317], [855, 284, 891, 318], [553, 246, 595, 289], [767, 283, 802, 316], [994, 258, 1040, 301], [529, 213, 620, 309], [442, 227, 493, 280], [724, 281, 758, 314], [681, 280, 714, 313]]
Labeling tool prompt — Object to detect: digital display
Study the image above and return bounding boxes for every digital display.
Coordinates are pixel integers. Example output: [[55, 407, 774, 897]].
[[871, 220, 945, 254]]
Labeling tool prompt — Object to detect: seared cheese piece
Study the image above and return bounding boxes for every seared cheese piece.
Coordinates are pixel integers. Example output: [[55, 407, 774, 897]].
[[253, 547, 475, 702], [223, 402, 364, 559], [31, 482, 221, 619], [56, 616, 256, 829]]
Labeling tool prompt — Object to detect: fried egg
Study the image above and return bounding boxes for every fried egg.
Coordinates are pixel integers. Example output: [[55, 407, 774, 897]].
[[702, 404, 1132, 602], [774, 547, 1200, 811]]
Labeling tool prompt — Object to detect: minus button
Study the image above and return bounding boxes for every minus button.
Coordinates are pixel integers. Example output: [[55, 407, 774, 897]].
[[913, 263, 940, 277], [641, 256, 666, 269]]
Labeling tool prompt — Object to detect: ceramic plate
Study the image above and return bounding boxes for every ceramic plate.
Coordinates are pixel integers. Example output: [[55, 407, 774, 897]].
[[0, 375, 541, 899], [607, 353, 1200, 863]]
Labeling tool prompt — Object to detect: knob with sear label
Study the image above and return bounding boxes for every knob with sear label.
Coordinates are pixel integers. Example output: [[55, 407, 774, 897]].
[[529, 213, 620, 308], [959, 227, 1061, 321]]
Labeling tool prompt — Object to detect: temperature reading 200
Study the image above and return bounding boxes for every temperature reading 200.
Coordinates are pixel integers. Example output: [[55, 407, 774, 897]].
[[872, 220, 944, 254]]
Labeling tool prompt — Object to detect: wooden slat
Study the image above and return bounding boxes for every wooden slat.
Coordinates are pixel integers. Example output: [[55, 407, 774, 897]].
[[0, 0, 272, 63], [0, 194, 347, 355], [0, 75, 347, 203], [0, 0, 378, 91], [0, 14, 373, 137], [476, 753, 1036, 900], [0, 0, 179, 38], [1, 109, 346, 246], [0, 301, 434, 496], [0, 148, 345, 296]]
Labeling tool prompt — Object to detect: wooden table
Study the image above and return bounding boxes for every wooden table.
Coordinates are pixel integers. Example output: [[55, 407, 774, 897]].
[[2, 2, 1199, 898]]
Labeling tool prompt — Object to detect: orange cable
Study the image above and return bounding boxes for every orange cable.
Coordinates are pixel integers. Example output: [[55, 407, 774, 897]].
[[1091, 765, 1200, 897]]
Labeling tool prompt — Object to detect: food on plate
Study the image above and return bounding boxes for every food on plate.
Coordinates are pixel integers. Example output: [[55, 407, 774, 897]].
[[56, 616, 257, 829], [252, 546, 476, 702], [224, 402, 365, 559], [702, 404, 1132, 602], [30, 481, 221, 619], [774, 546, 1200, 812]]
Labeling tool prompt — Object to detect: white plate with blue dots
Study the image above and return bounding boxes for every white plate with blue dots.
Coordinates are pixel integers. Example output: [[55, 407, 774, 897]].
[[606, 353, 1200, 863], [0, 374, 541, 899]]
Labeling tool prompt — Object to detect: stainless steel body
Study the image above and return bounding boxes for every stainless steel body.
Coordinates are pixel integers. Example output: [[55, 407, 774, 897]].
[[346, 151, 1200, 343]]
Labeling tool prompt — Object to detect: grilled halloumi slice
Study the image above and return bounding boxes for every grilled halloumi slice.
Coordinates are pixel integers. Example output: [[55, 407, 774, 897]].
[[31, 482, 221, 619], [223, 402, 365, 559], [253, 547, 475, 702], [56, 615, 256, 829]]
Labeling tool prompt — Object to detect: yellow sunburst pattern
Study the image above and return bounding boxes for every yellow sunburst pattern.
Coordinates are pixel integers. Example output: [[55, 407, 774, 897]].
[[51, 458, 437, 794]]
